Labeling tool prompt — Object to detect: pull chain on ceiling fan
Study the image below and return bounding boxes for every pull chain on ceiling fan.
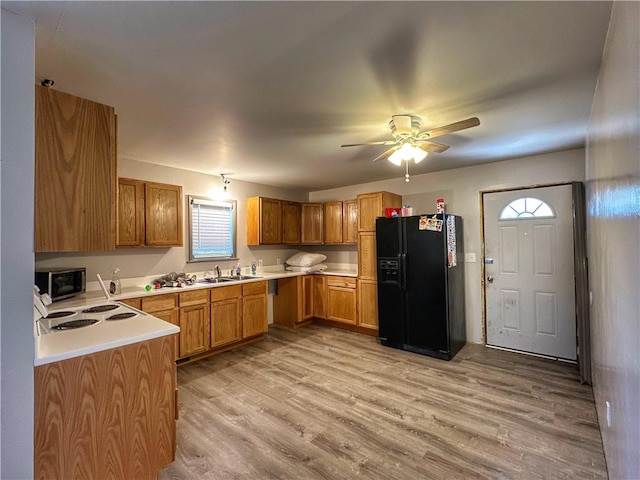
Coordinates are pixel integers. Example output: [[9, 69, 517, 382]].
[[342, 115, 480, 182]]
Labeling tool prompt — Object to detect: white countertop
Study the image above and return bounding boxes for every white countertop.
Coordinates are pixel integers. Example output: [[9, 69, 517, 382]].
[[35, 266, 357, 366], [35, 311, 179, 366]]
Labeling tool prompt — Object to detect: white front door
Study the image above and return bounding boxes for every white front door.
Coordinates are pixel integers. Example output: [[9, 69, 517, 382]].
[[484, 185, 576, 360]]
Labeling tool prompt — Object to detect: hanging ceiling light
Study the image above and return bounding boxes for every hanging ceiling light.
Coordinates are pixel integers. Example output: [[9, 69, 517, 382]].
[[220, 174, 231, 192], [387, 142, 428, 181]]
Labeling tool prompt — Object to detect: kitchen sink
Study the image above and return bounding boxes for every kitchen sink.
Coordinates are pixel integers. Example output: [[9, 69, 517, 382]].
[[197, 278, 234, 284], [225, 275, 262, 281]]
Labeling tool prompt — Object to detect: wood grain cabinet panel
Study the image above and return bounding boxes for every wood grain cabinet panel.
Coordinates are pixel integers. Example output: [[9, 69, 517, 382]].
[[35, 85, 116, 252], [117, 178, 145, 246], [357, 279, 378, 330], [343, 200, 358, 244], [34, 336, 176, 479], [247, 197, 282, 245], [282, 201, 302, 244], [358, 232, 378, 281], [313, 276, 327, 319], [145, 182, 183, 247], [323, 201, 344, 244], [242, 281, 268, 338], [179, 303, 210, 357], [117, 178, 183, 247], [301, 203, 323, 244], [357, 191, 402, 232], [326, 276, 357, 325], [211, 297, 242, 348]]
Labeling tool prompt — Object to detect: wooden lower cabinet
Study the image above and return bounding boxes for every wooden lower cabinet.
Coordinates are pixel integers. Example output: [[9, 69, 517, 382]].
[[357, 279, 379, 330], [179, 303, 210, 357], [242, 282, 268, 338], [326, 276, 357, 324], [153, 309, 180, 361], [313, 276, 327, 319], [211, 285, 242, 348], [273, 275, 314, 327], [34, 335, 177, 479]]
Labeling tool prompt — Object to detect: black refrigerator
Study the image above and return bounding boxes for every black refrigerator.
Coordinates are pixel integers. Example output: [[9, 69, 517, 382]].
[[376, 214, 465, 360]]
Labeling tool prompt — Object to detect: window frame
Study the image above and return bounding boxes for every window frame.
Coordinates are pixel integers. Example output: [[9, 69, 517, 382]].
[[499, 196, 556, 220], [187, 195, 238, 263]]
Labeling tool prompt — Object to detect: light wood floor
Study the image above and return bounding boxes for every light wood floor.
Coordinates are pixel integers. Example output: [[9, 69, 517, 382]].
[[160, 325, 607, 480]]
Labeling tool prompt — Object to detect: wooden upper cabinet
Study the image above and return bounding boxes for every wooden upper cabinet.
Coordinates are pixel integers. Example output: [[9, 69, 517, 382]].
[[35, 85, 116, 252], [145, 182, 183, 246], [117, 178, 144, 246], [247, 197, 282, 245], [301, 203, 323, 244], [343, 200, 358, 244], [357, 191, 402, 232], [117, 178, 183, 247], [282, 201, 302, 244], [323, 201, 344, 244]]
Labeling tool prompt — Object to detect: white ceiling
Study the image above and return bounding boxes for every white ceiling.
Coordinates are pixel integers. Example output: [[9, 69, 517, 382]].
[[4, 1, 612, 190]]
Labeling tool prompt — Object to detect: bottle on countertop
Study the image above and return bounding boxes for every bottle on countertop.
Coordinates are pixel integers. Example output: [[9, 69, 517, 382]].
[[109, 267, 121, 295], [235, 263, 241, 276], [251, 261, 257, 275]]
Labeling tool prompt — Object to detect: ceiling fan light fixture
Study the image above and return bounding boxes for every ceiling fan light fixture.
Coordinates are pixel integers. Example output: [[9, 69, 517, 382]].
[[413, 146, 428, 163], [388, 149, 403, 166]]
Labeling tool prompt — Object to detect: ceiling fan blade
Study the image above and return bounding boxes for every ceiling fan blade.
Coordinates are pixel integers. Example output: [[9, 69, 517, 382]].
[[341, 140, 396, 147], [415, 140, 450, 153], [422, 117, 480, 139], [372, 147, 396, 162]]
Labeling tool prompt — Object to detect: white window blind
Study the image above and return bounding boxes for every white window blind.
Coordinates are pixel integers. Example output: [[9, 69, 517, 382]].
[[189, 196, 236, 261]]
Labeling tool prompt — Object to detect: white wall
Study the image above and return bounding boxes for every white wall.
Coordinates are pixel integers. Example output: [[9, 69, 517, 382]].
[[586, 2, 640, 479], [35, 158, 309, 283], [310, 149, 586, 344], [0, 9, 36, 479]]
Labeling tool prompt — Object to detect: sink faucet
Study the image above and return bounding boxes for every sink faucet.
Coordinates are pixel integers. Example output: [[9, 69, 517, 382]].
[[214, 265, 221, 278]]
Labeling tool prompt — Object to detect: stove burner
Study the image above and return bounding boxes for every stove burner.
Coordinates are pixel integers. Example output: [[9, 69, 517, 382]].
[[83, 304, 119, 313], [107, 312, 137, 321], [52, 318, 99, 330], [46, 311, 77, 319]]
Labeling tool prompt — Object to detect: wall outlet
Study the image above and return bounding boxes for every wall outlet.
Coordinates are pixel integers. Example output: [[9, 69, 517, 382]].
[[276, 258, 281, 265], [465, 253, 477, 263]]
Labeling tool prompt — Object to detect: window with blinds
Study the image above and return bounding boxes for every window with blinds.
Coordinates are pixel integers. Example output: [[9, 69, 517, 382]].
[[188, 196, 237, 261]]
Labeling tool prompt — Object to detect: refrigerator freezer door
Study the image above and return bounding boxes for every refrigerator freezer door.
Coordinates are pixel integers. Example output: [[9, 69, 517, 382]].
[[403, 215, 449, 352]]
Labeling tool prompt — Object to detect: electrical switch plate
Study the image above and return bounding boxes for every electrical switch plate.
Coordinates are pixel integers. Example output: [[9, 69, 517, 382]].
[[465, 253, 476, 263]]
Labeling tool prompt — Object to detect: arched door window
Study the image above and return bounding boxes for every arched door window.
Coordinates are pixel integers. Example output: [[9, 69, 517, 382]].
[[499, 197, 555, 220]]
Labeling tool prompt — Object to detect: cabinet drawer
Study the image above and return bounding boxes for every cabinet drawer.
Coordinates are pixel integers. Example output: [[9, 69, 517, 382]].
[[243, 281, 267, 296], [326, 276, 356, 289], [120, 297, 142, 309], [141, 294, 178, 313], [179, 289, 209, 307], [211, 285, 242, 302]]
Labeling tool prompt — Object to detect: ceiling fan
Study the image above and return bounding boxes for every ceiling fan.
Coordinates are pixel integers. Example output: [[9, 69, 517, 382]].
[[342, 115, 480, 181]]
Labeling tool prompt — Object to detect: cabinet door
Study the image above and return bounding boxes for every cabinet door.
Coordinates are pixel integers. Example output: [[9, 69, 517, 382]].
[[179, 304, 210, 357], [153, 308, 180, 361], [327, 279, 357, 325], [145, 182, 183, 246], [357, 279, 378, 330], [211, 297, 242, 348], [313, 276, 327, 319], [357, 192, 402, 232], [261, 198, 283, 244], [301, 275, 315, 320], [323, 202, 343, 244], [242, 293, 268, 338], [358, 232, 377, 281], [35, 85, 116, 252], [282, 201, 302, 244], [117, 178, 145, 247], [301, 203, 323, 244], [343, 200, 358, 244]]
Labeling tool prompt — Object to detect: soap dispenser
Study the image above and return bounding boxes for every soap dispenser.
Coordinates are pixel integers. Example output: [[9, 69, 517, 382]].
[[109, 267, 121, 295], [235, 263, 242, 276]]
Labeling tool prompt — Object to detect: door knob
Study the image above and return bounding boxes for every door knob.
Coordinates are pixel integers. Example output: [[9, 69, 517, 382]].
[[487, 275, 494, 283]]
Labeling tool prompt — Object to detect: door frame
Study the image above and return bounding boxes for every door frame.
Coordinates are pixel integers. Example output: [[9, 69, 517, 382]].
[[479, 182, 589, 371]]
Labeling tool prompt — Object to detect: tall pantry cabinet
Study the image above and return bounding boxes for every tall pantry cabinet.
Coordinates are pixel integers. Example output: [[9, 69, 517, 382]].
[[356, 191, 402, 331], [35, 85, 117, 252]]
